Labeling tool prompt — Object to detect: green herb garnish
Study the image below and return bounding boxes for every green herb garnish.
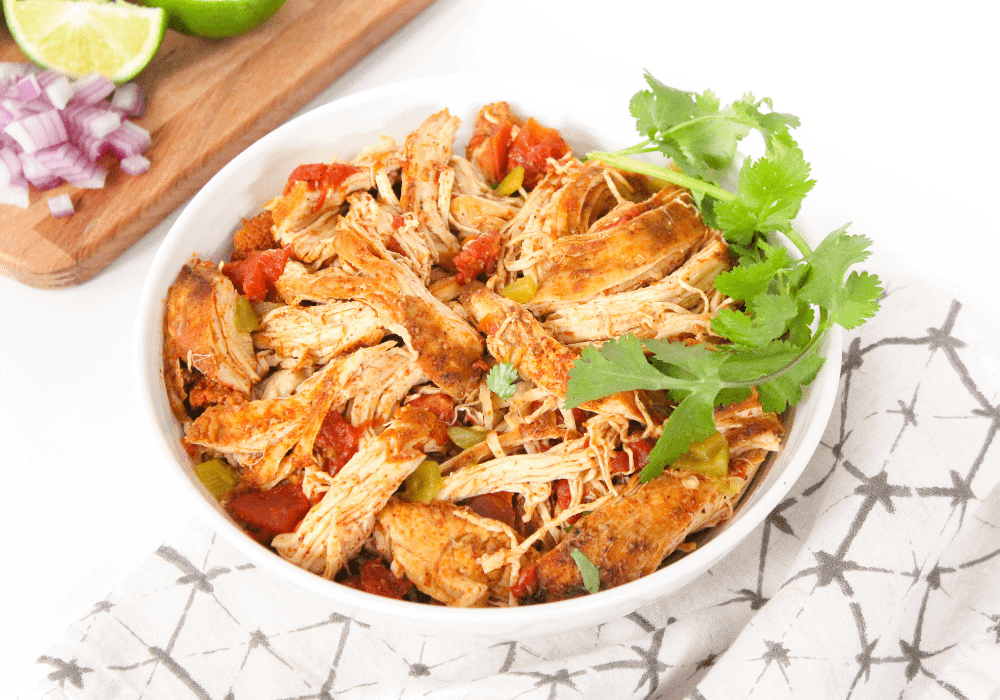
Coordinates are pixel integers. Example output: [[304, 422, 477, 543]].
[[487, 361, 519, 400], [570, 548, 600, 594], [569, 72, 882, 483]]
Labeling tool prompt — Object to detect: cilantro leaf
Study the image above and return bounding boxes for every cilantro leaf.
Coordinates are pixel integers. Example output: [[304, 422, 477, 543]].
[[486, 362, 519, 400], [721, 342, 825, 413], [642, 388, 719, 482], [565, 335, 674, 407], [713, 242, 791, 301], [570, 549, 601, 594], [712, 293, 799, 347], [799, 227, 883, 329], [714, 147, 815, 246]]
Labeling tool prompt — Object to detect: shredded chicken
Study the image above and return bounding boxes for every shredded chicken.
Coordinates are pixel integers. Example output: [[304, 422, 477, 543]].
[[163, 102, 788, 608]]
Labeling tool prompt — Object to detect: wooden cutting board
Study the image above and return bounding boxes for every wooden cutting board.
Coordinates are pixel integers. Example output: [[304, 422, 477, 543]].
[[0, 0, 436, 289]]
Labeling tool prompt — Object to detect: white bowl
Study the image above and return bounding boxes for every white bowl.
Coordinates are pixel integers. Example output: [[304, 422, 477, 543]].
[[135, 74, 842, 639]]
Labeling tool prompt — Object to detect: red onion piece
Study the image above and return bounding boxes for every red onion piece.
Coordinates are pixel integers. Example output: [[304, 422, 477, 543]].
[[15, 74, 42, 102], [38, 70, 73, 110], [0, 146, 22, 184], [19, 151, 60, 189], [105, 120, 151, 158], [4, 109, 68, 153], [119, 154, 150, 176], [71, 73, 115, 105], [62, 103, 121, 139], [47, 192, 74, 217], [0, 178, 29, 208], [110, 82, 146, 118]]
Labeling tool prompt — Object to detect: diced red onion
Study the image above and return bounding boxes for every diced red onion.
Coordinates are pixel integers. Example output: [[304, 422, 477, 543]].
[[47, 192, 74, 217], [0, 146, 22, 185], [110, 82, 146, 118], [0, 178, 29, 208], [0, 63, 153, 217], [104, 120, 151, 158], [15, 74, 42, 102], [19, 151, 61, 189], [37, 70, 73, 110], [4, 109, 68, 153], [62, 102, 122, 139], [0, 63, 32, 82], [119, 154, 150, 176], [35, 142, 103, 185], [70, 168, 108, 189], [71, 73, 115, 105]]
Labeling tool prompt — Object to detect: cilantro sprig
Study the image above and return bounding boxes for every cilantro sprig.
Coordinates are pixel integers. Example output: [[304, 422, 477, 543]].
[[487, 361, 519, 400], [568, 72, 882, 483]]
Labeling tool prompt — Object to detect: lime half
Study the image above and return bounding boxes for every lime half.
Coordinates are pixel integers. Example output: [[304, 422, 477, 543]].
[[3, 0, 166, 83], [137, 0, 287, 39]]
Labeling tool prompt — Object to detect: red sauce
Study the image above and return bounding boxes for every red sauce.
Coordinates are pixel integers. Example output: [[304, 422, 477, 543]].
[[315, 409, 362, 475], [454, 232, 502, 284], [507, 118, 570, 189], [222, 246, 291, 302], [226, 481, 311, 545], [283, 162, 360, 211]]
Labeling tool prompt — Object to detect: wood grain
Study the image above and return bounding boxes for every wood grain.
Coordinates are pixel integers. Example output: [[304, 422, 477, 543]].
[[0, 0, 436, 288]]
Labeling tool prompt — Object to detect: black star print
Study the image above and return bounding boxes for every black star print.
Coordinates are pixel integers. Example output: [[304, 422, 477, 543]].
[[593, 628, 670, 699], [984, 613, 1000, 644], [510, 667, 586, 700], [844, 460, 912, 516], [751, 640, 792, 685], [156, 545, 230, 593], [718, 588, 769, 610], [37, 656, 92, 690], [240, 628, 292, 671], [887, 385, 919, 452], [917, 470, 976, 509], [784, 549, 892, 596]]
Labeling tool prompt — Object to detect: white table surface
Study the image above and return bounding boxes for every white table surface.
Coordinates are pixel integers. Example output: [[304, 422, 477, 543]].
[[4, 0, 997, 686]]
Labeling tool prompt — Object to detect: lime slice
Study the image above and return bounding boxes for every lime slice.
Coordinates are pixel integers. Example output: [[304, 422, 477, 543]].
[[137, 0, 286, 39], [3, 0, 166, 83]]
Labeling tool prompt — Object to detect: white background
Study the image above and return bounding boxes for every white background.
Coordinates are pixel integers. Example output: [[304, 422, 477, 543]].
[[3, 0, 998, 686]]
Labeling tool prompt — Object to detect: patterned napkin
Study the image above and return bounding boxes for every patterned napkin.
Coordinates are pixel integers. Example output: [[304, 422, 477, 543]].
[[32, 279, 1000, 700]]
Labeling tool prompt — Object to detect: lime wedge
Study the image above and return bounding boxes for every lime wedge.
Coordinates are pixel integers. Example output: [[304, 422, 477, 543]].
[[137, 0, 286, 39], [3, 0, 166, 83]]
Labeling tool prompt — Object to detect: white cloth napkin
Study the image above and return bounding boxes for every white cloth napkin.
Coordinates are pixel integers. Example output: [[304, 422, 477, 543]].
[[31, 279, 1000, 699]]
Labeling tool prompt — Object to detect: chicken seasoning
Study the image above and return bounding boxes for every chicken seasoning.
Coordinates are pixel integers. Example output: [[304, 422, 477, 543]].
[[163, 102, 784, 608]]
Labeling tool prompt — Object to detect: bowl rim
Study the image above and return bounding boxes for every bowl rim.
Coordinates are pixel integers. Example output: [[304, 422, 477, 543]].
[[135, 72, 843, 632]]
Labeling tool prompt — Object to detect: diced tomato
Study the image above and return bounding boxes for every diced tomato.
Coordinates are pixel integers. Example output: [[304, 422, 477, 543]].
[[391, 214, 405, 229], [730, 459, 747, 479], [315, 409, 362, 475], [465, 492, 518, 530], [222, 247, 291, 302], [610, 438, 656, 474], [510, 563, 537, 600], [226, 482, 311, 545], [571, 408, 588, 428], [507, 118, 570, 189], [407, 393, 456, 424], [478, 120, 513, 183], [453, 232, 502, 285], [358, 559, 413, 599], [283, 162, 360, 211], [554, 479, 573, 510]]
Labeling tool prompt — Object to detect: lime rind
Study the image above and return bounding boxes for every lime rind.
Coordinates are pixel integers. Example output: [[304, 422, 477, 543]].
[[138, 0, 286, 39], [3, 0, 166, 83]]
